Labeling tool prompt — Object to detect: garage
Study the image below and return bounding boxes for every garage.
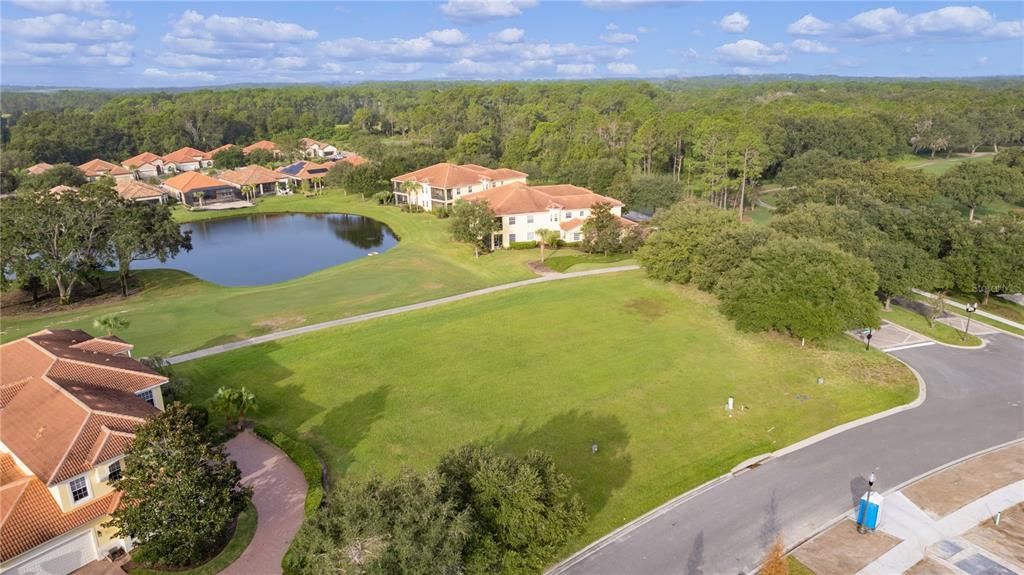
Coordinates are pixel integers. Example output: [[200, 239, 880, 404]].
[[5, 528, 98, 575]]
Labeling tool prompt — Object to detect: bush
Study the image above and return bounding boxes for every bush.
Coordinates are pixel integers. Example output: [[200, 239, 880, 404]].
[[400, 204, 426, 214], [253, 425, 324, 515], [509, 241, 538, 250], [371, 190, 393, 205], [433, 206, 451, 219]]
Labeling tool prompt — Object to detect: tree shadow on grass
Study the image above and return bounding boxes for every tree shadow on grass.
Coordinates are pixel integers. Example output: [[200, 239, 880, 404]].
[[311, 384, 392, 477], [495, 410, 632, 517]]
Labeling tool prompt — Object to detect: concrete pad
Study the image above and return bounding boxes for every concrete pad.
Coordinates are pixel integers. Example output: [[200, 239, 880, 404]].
[[937, 315, 999, 336], [864, 322, 933, 351], [954, 553, 1018, 575], [794, 520, 901, 575], [904, 557, 959, 575], [903, 443, 1024, 519], [966, 504, 1024, 567]]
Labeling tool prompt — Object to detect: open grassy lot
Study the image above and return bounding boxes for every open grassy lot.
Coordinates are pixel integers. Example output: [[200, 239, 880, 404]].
[[892, 152, 994, 176], [175, 272, 917, 549], [0, 191, 540, 356]]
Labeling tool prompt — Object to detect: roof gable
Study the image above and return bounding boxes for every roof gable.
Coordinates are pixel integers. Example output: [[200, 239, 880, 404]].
[[163, 171, 232, 193]]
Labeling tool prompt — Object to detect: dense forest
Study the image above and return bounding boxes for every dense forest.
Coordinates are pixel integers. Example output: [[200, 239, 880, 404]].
[[2, 80, 1023, 213]]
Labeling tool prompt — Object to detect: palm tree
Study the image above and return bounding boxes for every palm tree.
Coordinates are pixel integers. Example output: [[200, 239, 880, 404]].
[[213, 386, 259, 430], [94, 314, 129, 336], [535, 228, 561, 263], [400, 180, 420, 206]]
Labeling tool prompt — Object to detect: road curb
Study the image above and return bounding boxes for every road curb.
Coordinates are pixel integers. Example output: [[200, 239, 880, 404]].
[[547, 349, 930, 575]]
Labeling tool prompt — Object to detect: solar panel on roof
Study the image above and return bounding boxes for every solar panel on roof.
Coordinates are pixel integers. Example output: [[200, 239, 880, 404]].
[[280, 162, 305, 176]]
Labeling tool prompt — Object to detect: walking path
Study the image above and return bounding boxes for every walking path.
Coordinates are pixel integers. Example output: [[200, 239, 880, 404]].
[[913, 289, 1024, 332], [222, 431, 307, 575], [166, 265, 640, 364]]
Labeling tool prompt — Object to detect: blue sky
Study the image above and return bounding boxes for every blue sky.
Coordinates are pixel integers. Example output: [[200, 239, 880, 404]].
[[1, 0, 1021, 87]]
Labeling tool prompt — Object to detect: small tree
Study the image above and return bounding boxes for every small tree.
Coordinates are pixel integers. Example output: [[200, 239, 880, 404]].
[[247, 148, 276, 167], [581, 203, 622, 255], [93, 314, 129, 336], [110, 201, 192, 297], [535, 228, 560, 263], [450, 200, 499, 257], [107, 404, 250, 568], [926, 291, 947, 328], [759, 537, 789, 575], [213, 386, 259, 430]]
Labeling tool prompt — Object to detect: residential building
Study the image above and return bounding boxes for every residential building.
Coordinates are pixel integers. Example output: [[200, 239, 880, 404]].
[[115, 180, 166, 204], [26, 163, 53, 175], [161, 147, 212, 173], [218, 165, 291, 196], [298, 138, 338, 159], [277, 160, 334, 191], [162, 171, 242, 207], [336, 151, 368, 166], [120, 152, 166, 180], [242, 140, 281, 157], [391, 163, 528, 212], [78, 159, 133, 183], [0, 329, 167, 575], [461, 182, 631, 247]]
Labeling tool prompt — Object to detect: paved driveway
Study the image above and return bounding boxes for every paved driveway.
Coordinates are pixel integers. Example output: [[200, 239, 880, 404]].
[[553, 333, 1023, 575], [222, 431, 308, 575]]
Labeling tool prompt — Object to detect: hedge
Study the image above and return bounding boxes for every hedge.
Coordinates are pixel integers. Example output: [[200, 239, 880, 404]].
[[253, 425, 325, 515], [509, 241, 538, 249]]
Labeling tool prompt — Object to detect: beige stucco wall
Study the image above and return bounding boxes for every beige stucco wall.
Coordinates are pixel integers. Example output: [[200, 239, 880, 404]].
[[498, 204, 621, 246]]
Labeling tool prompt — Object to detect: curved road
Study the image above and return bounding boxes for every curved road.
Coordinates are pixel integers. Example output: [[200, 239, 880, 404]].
[[553, 332, 1024, 575]]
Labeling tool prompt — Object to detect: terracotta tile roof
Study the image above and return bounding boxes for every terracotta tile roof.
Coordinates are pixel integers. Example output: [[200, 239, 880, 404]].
[[277, 161, 335, 180], [299, 137, 329, 150], [78, 159, 130, 178], [392, 162, 528, 189], [0, 330, 164, 486], [70, 336, 134, 356], [462, 182, 622, 216], [26, 162, 53, 175], [162, 171, 233, 194], [243, 140, 280, 154], [560, 218, 585, 231], [208, 144, 234, 157], [339, 153, 368, 167], [162, 147, 210, 164], [121, 152, 162, 168], [218, 165, 288, 187], [1, 465, 120, 561], [88, 427, 136, 466], [115, 179, 164, 201]]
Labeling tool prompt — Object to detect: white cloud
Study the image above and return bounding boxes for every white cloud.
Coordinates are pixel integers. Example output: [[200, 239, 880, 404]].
[[719, 12, 749, 33], [606, 23, 619, 30], [977, 55, 989, 66], [601, 32, 639, 44], [1, 13, 134, 67], [636, 26, 651, 33], [142, 68, 216, 81], [319, 36, 443, 62], [715, 39, 788, 65], [847, 7, 910, 36], [167, 10, 317, 45], [425, 28, 469, 45], [557, 63, 595, 75], [791, 39, 836, 54], [607, 61, 639, 74], [440, 0, 537, 22], [907, 6, 992, 34], [733, 66, 754, 75], [492, 28, 524, 43], [446, 58, 521, 76], [9, 0, 108, 16], [980, 20, 1022, 39], [2, 13, 134, 42], [582, 0, 676, 10], [787, 14, 830, 36], [683, 47, 699, 60], [647, 67, 680, 77]]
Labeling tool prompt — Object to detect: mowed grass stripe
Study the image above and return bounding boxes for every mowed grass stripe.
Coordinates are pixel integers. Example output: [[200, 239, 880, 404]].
[[176, 273, 917, 548]]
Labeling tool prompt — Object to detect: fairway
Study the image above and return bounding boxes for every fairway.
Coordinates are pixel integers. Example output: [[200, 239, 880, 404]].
[[176, 272, 917, 549], [0, 191, 540, 356]]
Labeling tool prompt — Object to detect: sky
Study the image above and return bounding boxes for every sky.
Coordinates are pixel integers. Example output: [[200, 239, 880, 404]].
[[0, 0, 1021, 88]]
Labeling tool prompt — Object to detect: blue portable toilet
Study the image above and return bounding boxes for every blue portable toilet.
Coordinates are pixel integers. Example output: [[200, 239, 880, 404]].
[[856, 491, 884, 530]]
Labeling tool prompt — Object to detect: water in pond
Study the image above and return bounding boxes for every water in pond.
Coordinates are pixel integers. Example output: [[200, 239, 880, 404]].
[[134, 213, 398, 286]]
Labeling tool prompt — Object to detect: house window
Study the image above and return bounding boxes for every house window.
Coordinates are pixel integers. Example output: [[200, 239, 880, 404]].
[[526, 215, 534, 224], [527, 231, 534, 241], [579, 210, 585, 217], [509, 234, 517, 243], [565, 212, 572, 219], [549, 213, 558, 222], [509, 216, 516, 225], [573, 232, 581, 241], [108, 460, 122, 482], [139, 389, 154, 406], [70, 476, 89, 503]]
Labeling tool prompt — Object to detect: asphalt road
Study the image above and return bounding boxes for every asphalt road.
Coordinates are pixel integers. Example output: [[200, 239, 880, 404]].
[[553, 333, 1024, 575]]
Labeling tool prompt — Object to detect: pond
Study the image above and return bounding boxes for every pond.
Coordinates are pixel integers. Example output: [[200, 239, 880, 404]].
[[135, 213, 398, 286]]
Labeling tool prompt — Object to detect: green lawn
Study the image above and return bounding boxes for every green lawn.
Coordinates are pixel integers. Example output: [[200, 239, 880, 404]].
[[0, 191, 542, 356], [175, 272, 917, 550], [892, 152, 994, 176], [542, 253, 635, 273], [881, 304, 982, 347], [129, 501, 257, 575]]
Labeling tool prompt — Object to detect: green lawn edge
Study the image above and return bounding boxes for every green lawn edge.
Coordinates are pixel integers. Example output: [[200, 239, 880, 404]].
[[128, 500, 257, 575], [881, 305, 982, 347], [543, 253, 634, 273], [252, 425, 325, 515]]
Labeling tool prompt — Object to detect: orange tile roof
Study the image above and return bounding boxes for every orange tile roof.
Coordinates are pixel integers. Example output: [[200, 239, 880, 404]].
[[208, 144, 234, 157], [560, 218, 585, 231], [121, 152, 162, 168], [115, 180, 164, 201], [339, 153, 368, 167], [161, 147, 209, 164], [162, 171, 233, 194], [218, 165, 288, 187], [392, 162, 527, 189], [0, 330, 163, 487], [78, 159, 130, 178], [243, 140, 280, 154], [299, 137, 330, 150], [462, 182, 622, 216], [26, 162, 53, 175], [1, 451, 121, 562]]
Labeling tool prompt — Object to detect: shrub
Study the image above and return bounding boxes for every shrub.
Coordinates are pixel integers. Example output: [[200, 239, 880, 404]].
[[509, 241, 538, 250], [253, 425, 324, 515], [434, 206, 451, 219]]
